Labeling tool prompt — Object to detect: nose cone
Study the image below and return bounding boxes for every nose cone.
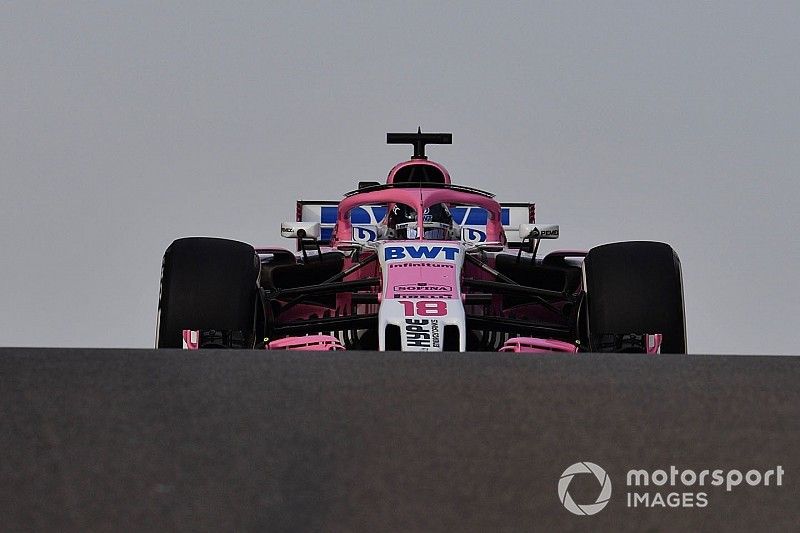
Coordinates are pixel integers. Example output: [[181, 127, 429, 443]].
[[376, 241, 467, 352]]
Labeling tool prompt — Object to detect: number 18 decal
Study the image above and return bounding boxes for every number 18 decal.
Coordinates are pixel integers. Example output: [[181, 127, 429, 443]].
[[399, 300, 447, 317]]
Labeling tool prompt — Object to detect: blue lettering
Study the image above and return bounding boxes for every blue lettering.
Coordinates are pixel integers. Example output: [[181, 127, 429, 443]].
[[384, 246, 405, 260], [353, 226, 377, 242], [463, 228, 486, 242], [442, 247, 460, 260], [384, 245, 461, 261], [407, 246, 441, 259]]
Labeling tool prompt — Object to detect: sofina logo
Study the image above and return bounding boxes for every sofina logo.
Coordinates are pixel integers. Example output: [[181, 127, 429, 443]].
[[558, 462, 612, 516]]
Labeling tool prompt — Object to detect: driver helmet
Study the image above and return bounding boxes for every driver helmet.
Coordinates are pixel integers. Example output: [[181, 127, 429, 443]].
[[387, 203, 453, 240]]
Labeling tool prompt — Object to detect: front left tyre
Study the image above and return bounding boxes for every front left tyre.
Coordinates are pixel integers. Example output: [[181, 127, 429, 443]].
[[582, 241, 687, 353]]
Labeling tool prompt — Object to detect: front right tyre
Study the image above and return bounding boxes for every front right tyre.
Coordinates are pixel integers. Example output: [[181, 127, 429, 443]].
[[156, 237, 260, 348]]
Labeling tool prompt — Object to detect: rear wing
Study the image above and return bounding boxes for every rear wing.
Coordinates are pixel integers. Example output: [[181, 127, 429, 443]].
[[296, 200, 535, 247]]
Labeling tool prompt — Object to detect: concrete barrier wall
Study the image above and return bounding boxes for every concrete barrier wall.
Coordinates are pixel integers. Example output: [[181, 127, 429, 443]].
[[1, 348, 797, 531]]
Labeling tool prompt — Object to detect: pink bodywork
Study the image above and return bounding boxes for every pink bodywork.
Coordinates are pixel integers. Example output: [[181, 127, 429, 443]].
[[499, 337, 579, 354], [646, 334, 663, 354], [268, 335, 345, 351], [496, 335, 662, 354], [182, 330, 199, 350]]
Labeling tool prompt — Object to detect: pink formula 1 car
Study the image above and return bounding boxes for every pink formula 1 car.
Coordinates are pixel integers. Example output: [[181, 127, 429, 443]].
[[156, 131, 686, 353]]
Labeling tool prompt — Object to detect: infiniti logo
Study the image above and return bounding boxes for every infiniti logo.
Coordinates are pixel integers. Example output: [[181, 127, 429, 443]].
[[558, 462, 612, 516]]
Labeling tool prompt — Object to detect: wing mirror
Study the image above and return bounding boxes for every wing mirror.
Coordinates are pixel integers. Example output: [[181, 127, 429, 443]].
[[519, 223, 559, 239], [280, 222, 321, 240]]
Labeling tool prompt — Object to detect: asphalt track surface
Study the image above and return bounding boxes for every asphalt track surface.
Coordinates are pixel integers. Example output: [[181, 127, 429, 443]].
[[1, 349, 798, 532]]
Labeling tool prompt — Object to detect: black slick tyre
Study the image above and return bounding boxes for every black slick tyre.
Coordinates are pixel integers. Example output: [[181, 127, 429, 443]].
[[156, 237, 259, 348], [583, 241, 686, 353]]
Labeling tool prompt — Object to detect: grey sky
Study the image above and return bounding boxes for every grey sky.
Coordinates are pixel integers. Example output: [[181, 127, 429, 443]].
[[1, 2, 798, 353]]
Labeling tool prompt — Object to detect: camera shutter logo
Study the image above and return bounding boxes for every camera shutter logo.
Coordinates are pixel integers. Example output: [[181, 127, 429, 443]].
[[558, 462, 612, 515]]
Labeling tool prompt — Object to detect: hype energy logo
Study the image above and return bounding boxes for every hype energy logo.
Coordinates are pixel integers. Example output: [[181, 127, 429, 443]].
[[558, 462, 785, 515]]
